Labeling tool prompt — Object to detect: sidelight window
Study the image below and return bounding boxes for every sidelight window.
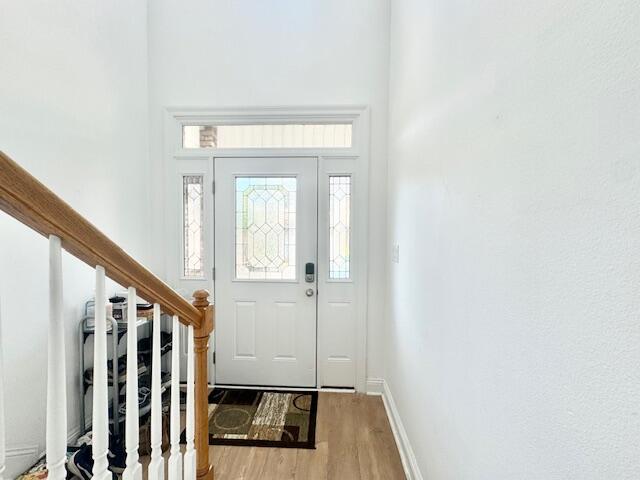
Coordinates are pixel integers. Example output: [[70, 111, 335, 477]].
[[182, 175, 205, 278], [328, 175, 351, 280]]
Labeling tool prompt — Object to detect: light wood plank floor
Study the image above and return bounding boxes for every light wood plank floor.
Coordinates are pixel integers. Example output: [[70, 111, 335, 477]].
[[144, 392, 406, 479]]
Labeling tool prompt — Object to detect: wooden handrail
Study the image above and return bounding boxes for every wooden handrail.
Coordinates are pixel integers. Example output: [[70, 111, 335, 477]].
[[1, 151, 215, 479], [0, 151, 201, 328]]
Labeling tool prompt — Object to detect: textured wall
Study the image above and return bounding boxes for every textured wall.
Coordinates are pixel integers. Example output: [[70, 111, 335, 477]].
[[0, 1, 149, 476], [147, 0, 391, 381], [386, 0, 640, 478]]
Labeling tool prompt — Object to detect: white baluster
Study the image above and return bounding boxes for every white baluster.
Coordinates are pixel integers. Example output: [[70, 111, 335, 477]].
[[183, 325, 196, 480], [123, 287, 142, 480], [0, 298, 6, 480], [92, 266, 111, 480], [148, 304, 165, 480], [167, 316, 182, 480], [46, 235, 67, 480]]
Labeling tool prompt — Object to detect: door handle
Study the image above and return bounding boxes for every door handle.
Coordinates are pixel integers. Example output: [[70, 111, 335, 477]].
[[305, 288, 315, 297]]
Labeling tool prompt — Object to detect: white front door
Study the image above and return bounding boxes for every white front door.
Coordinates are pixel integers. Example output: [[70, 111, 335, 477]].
[[214, 157, 318, 387]]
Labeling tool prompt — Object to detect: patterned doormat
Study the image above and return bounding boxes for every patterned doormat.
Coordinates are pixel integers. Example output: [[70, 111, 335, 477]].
[[182, 387, 318, 449]]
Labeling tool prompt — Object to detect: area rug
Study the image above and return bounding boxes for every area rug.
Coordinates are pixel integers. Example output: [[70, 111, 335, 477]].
[[182, 387, 318, 449]]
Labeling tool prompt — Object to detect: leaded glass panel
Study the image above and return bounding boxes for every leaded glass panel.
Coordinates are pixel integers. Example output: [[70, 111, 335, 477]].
[[183, 175, 205, 277], [329, 176, 351, 279], [235, 177, 297, 280]]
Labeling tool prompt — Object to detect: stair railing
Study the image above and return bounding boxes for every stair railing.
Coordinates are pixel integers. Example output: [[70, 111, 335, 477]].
[[0, 151, 214, 480]]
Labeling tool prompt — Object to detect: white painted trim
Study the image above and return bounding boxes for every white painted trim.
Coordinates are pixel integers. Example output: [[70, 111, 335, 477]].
[[214, 384, 318, 392], [365, 377, 385, 395], [67, 425, 81, 447], [166, 104, 366, 141], [25, 425, 82, 473], [165, 157, 214, 384], [6, 445, 39, 460], [174, 147, 356, 159], [5, 446, 42, 480], [164, 106, 370, 392], [370, 380, 424, 480], [319, 387, 356, 394], [168, 105, 365, 158], [214, 384, 356, 395]]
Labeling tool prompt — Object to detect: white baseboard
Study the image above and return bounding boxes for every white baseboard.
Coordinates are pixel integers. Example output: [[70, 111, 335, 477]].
[[6, 444, 40, 479], [370, 378, 423, 480], [34, 424, 82, 462], [6, 424, 82, 478], [366, 377, 385, 395], [67, 424, 82, 445], [6, 444, 39, 460]]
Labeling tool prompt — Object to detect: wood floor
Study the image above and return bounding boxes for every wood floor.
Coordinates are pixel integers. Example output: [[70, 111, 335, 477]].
[[144, 392, 405, 479], [209, 392, 405, 479]]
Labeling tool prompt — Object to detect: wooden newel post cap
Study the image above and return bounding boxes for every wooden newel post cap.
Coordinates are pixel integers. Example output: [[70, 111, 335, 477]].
[[192, 289, 210, 308]]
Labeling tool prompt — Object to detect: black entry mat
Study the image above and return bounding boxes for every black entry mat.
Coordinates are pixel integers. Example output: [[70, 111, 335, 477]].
[[181, 387, 318, 449]]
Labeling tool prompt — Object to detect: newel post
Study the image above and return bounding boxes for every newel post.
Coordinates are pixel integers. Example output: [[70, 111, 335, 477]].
[[192, 290, 214, 480]]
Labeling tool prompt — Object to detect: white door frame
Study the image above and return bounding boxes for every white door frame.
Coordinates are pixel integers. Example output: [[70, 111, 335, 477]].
[[162, 106, 370, 392]]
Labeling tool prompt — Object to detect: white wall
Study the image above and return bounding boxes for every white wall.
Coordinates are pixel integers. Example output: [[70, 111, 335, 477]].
[[147, 0, 391, 381], [386, 0, 640, 479], [0, 1, 149, 476]]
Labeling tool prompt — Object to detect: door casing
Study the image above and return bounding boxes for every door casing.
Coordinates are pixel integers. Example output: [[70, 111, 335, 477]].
[[162, 106, 370, 392]]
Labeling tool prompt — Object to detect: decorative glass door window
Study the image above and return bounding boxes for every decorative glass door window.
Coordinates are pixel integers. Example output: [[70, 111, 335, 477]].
[[183, 175, 205, 278], [329, 176, 351, 279], [235, 177, 297, 280]]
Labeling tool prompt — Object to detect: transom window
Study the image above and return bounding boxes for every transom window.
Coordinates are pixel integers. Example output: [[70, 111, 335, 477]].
[[183, 123, 352, 149]]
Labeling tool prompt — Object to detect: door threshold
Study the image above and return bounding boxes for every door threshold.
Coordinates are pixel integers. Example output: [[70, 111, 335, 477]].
[[319, 387, 356, 394], [213, 383, 356, 394], [214, 383, 319, 392]]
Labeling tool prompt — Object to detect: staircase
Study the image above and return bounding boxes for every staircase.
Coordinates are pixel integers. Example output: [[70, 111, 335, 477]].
[[0, 152, 215, 480]]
